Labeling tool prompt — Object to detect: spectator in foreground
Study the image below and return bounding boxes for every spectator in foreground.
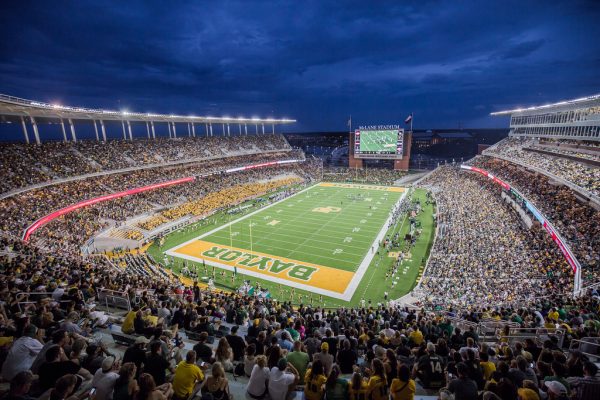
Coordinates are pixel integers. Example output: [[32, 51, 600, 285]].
[[324, 364, 348, 400], [268, 358, 299, 400], [200, 362, 230, 400], [172, 351, 204, 400], [447, 362, 478, 400], [3, 370, 34, 400], [246, 355, 269, 399], [1, 325, 43, 381], [91, 356, 120, 400], [390, 364, 415, 400], [136, 373, 173, 400], [304, 359, 327, 400], [286, 341, 309, 384], [112, 363, 139, 400]]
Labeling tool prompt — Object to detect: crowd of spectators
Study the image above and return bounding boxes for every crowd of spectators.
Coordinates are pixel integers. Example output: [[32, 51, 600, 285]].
[[484, 138, 600, 198], [470, 156, 599, 287], [1, 228, 599, 400], [322, 167, 406, 186], [0, 135, 291, 194], [418, 166, 573, 309]]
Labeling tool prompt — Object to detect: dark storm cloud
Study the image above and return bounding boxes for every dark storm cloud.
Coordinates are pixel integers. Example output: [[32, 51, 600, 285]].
[[1, 0, 599, 132]]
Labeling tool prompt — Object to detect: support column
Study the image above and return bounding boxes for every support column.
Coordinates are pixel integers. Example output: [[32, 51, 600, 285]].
[[255, 123, 258, 134], [121, 121, 127, 140], [261, 123, 265, 135], [127, 120, 133, 140], [93, 120, 99, 141], [68, 119, 77, 142], [272, 123, 275, 134], [191, 123, 196, 137], [31, 117, 41, 144], [227, 123, 230, 136], [222, 123, 225, 136], [239, 124, 242, 135], [187, 123, 191, 137], [172, 122, 177, 138], [151, 121, 156, 139], [60, 119, 68, 142], [20, 116, 30, 144], [244, 124, 248, 136], [205, 123, 209, 136], [210, 123, 213, 136], [145, 121, 150, 138], [167, 121, 172, 138], [100, 120, 107, 142]]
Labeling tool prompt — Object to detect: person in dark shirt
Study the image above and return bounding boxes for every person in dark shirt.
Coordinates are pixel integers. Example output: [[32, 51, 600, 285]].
[[323, 329, 339, 360], [413, 343, 446, 389], [447, 362, 478, 400], [122, 337, 149, 374], [2, 370, 35, 400], [38, 345, 90, 392], [192, 332, 213, 363], [225, 326, 246, 362], [336, 340, 358, 374], [144, 342, 173, 385]]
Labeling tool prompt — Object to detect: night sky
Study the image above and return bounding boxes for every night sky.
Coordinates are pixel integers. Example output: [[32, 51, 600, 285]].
[[1, 0, 600, 133]]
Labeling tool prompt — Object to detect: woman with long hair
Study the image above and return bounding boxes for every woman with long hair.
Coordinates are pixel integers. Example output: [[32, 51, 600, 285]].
[[390, 364, 415, 400], [304, 359, 327, 400], [324, 364, 348, 400], [201, 362, 230, 400], [383, 349, 398, 388], [215, 337, 234, 372], [136, 373, 173, 400], [366, 359, 388, 400], [114, 363, 139, 400], [348, 371, 368, 400], [246, 355, 269, 400]]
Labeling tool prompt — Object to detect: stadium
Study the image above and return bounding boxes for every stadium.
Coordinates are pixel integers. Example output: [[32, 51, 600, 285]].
[[0, 3, 599, 400]]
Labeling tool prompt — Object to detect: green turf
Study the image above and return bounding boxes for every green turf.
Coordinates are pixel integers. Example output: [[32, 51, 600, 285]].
[[148, 185, 435, 307], [203, 185, 402, 271]]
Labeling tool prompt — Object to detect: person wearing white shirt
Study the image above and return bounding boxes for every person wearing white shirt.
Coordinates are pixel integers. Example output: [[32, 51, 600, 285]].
[[268, 358, 298, 400], [246, 355, 269, 399], [92, 356, 120, 400], [1, 325, 44, 381]]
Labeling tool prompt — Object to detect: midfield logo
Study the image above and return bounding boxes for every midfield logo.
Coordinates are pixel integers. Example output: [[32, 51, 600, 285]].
[[312, 206, 341, 213], [202, 245, 318, 281]]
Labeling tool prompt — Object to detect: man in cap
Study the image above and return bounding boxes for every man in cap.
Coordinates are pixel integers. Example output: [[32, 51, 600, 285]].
[[122, 336, 149, 372], [268, 358, 299, 400], [545, 381, 568, 399], [312, 342, 333, 376], [91, 356, 120, 400]]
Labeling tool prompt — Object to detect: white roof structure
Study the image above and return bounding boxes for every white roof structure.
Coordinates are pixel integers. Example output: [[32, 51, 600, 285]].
[[491, 94, 600, 116]]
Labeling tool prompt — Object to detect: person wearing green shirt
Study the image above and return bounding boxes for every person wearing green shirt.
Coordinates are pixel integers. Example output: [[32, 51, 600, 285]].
[[286, 341, 310, 384]]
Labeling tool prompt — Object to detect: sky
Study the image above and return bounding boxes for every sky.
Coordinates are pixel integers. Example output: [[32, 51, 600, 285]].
[[1, 0, 600, 134]]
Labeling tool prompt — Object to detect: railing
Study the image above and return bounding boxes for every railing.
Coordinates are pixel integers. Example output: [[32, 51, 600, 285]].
[[569, 337, 600, 361], [16, 292, 71, 312], [97, 289, 131, 312]]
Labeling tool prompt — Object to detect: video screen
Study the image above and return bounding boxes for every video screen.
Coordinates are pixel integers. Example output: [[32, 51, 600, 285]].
[[354, 129, 403, 156]]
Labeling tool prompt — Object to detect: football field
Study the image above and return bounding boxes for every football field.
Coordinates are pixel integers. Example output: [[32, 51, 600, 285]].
[[166, 182, 405, 300]]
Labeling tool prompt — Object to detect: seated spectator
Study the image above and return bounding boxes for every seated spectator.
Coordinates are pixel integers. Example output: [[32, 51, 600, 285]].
[[268, 358, 299, 400], [38, 345, 92, 392], [137, 373, 173, 400], [145, 342, 173, 386], [215, 338, 234, 372], [390, 364, 416, 400], [324, 364, 348, 400], [337, 339, 357, 375], [243, 344, 257, 378], [112, 363, 139, 400], [122, 337, 149, 373], [225, 325, 246, 362], [447, 362, 478, 400], [413, 343, 445, 389], [246, 355, 269, 399], [192, 332, 213, 364], [200, 362, 230, 400], [2, 370, 34, 400], [313, 342, 334, 376], [91, 356, 120, 400], [567, 361, 600, 400], [172, 351, 204, 400], [1, 325, 43, 381], [286, 341, 309, 384]]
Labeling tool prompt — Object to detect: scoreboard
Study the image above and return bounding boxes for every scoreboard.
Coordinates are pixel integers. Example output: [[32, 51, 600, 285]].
[[353, 125, 404, 159]]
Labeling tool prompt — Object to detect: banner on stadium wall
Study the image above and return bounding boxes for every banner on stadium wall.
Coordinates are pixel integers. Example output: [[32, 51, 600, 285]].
[[460, 164, 581, 286]]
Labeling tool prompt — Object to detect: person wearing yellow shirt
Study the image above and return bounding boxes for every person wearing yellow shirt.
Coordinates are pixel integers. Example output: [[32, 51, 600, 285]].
[[479, 353, 496, 381], [409, 326, 423, 346], [548, 308, 559, 322], [366, 359, 389, 400], [121, 309, 137, 334], [304, 359, 327, 400], [390, 364, 416, 400], [172, 351, 205, 399], [348, 371, 368, 400]]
